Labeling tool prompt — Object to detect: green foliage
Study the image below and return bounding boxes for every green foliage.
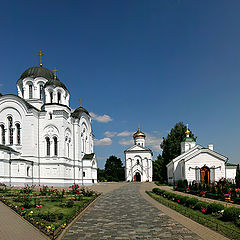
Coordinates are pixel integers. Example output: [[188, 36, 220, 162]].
[[153, 155, 165, 183], [194, 201, 208, 211], [206, 203, 224, 214], [235, 164, 240, 188], [185, 198, 199, 208], [66, 199, 74, 208], [160, 122, 196, 181], [177, 179, 187, 189], [223, 207, 240, 222], [104, 155, 125, 182], [97, 168, 106, 182]]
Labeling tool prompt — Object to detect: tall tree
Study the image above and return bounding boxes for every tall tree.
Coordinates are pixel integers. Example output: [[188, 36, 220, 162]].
[[159, 122, 196, 182], [235, 164, 240, 187], [153, 154, 165, 182], [97, 168, 106, 182], [104, 155, 125, 182]]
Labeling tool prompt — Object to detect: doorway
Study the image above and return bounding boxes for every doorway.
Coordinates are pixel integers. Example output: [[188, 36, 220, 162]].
[[134, 172, 141, 182], [200, 166, 210, 184]]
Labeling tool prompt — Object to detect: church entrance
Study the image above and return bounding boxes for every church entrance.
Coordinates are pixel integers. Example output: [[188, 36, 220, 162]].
[[134, 172, 141, 182], [200, 166, 210, 184]]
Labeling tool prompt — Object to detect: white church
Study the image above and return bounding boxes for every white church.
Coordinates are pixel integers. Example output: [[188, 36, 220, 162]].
[[0, 52, 97, 186], [124, 127, 153, 182], [167, 125, 236, 185]]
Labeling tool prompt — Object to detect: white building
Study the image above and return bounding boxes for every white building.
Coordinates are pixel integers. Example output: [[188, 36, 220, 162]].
[[124, 127, 153, 182], [0, 60, 97, 186], [167, 126, 236, 185]]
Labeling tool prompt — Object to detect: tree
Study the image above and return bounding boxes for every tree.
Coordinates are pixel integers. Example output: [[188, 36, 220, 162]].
[[97, 168, 106, 182], [159, 122, 196, 182], [104, 155, 125, 182], [153, 154, 165, 182], [235, 164, 240, 187]]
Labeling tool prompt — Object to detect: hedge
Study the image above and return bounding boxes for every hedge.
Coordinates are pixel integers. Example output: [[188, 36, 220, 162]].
[[152, 187, 240, 224]]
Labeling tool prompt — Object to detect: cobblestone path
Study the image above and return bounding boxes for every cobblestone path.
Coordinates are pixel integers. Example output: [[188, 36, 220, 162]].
[[63, 183, 200, 240]]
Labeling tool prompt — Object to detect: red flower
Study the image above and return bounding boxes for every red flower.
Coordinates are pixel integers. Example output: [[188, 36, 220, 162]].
[[39, 205, 42, 207], [41, 197, 45, 199], [21, 207, 24, 210], [30, 198, 32, 200]]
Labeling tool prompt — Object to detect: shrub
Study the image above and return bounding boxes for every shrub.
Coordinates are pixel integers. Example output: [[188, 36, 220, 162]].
[[66, 199, 74, 208], [178, 195, 188, 205], [185, 198, 199, 208], [194, 201, 208, 211], [152, 188, 165, 195], [177, 180, 185, 189], [222, 207, 240, 222], [206, 203, 224, 214]]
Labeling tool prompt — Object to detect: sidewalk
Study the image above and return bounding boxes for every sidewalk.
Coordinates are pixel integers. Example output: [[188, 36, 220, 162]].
[[0, 201, 49, 240], [140, 182, 229, 240], [156, 185, 240, 208]]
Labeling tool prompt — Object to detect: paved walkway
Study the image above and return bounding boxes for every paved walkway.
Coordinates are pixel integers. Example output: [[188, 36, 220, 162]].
[[63, 183, 201, 240], [0, 201, 48, 240]]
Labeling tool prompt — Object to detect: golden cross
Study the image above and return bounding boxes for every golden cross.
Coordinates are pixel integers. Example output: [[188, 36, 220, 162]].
[[37, 50, 44, 67], [53, 67, 58, 79], [138, 123, 140, 130], [186, 123, 189, 131], [80, 98, 82, 107]]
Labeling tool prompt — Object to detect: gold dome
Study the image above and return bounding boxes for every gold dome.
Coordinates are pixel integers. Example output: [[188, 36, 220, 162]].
[[133, 127, 146, 139]]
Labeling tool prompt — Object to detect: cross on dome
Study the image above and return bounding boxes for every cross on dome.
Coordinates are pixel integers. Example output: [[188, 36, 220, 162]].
[[37, 50, 44, 67], [53, 67, 58, 80]]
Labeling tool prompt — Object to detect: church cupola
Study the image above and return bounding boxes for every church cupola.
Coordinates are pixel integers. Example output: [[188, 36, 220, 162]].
[[43, 68, 70, 107], [133, 125, 145, 147], [181, 123, 196, 154]]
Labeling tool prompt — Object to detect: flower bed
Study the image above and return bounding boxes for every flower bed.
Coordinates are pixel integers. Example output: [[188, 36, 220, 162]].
[[0, 184, 99, 239], [174, 178, 240, 204], [151, 188, 240, 239]]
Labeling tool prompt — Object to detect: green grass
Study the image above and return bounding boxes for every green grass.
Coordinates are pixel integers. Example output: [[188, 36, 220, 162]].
[[154, 182, 168, 186], [147, 191, 240, 240]]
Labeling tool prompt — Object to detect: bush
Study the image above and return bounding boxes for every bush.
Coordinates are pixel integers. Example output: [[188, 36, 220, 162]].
[[177, 180, 185, 189], [194, 201, 208, 211], [177, 195, 188, 205], [152, 188, 165, 195], [185, 198, 199, 208], [206, 203, 224, 214], [66, 199, 74, 208], [222, 207, 240, 222]]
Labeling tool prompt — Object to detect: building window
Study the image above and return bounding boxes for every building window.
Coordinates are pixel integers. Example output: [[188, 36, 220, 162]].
[[137, 159, 140, 165], [40, 85, 43, 99], [8, 116, 13, 145], [53, 137, 58, 156], [50, 92, 53, 103], [27, 166, 30, 177], [57, 92, 61, 104], [46, 137, 50, 156], [29, 85, 33, 99], [67, 142, 70, 157], [83, 171, 86, 177], [1, 125, 5, 145], [16, 123, 21, 145], [49, 113, 52, 120], [22, 88, 24, 98]]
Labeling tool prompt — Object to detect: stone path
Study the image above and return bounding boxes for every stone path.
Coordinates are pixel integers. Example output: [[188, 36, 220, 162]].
[[63, 183, 200, 240]]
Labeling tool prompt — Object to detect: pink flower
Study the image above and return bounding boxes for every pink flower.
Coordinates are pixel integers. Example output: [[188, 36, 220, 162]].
[[39, 205, 42, 207], [36, 205, 39, 207]]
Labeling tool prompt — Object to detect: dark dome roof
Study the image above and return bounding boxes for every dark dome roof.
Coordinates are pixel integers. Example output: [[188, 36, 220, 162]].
[[17, 66, 68, 91], [18, 66, 59, 83], [71, 106, 90, 118], [44, 78, 68, 91]]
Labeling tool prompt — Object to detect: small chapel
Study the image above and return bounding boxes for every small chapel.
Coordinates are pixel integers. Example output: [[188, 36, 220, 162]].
[[166, 125, 236, 185], [124, 126, 153, 182], [0, 51, 97, 186]]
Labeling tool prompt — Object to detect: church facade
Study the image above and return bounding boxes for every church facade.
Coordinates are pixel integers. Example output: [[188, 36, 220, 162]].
[[124, 127, 153, 182], [0, 58, 97, 186], [166, 126, 236, 185]]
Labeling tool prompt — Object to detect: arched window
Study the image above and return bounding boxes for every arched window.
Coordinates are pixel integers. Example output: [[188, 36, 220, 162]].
[[1, 125, 5, 145], [29, 85, 33, 99], [53, 137, 58, 156], [50, 91, 53, 103], [16, 123, 21, 145], [22, 88, 24, 98], [40, 85, 43, 99], [8, 116, 13, 145], [46, 137, 50, 156], [49, 113, 52, 120], [27, 166, 30, 177], [137, 159, 140, 165], [57, 92, 61, 104]]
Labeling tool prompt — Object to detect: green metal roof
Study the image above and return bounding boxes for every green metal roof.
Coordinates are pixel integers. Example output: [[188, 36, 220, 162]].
[[82, 153, 95, 160], [183, 137, 195, 142]]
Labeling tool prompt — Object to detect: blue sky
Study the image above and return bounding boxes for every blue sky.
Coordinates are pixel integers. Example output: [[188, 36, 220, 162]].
[[1, 0, 240, 168]]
